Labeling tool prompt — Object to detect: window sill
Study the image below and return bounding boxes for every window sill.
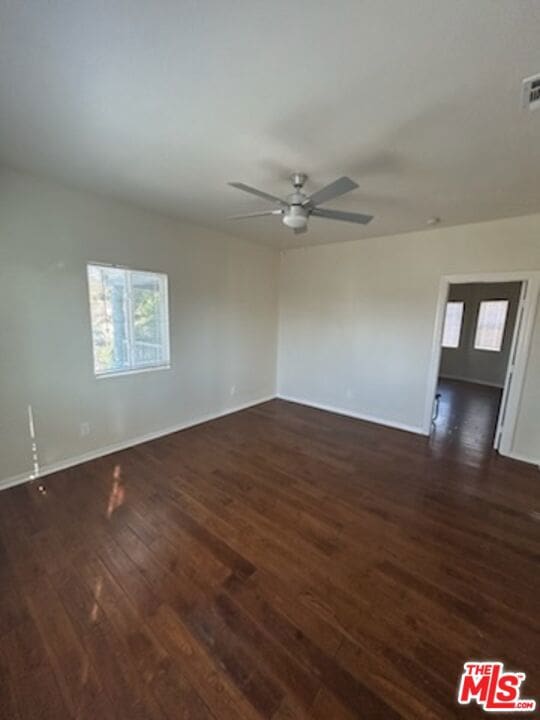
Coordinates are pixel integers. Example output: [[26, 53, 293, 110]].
[[95, 364, 171, 380]]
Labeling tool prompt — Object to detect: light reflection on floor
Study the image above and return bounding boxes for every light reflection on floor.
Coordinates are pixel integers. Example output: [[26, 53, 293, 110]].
[[90, 577, 103, 623], [106, 464, 125, 519]]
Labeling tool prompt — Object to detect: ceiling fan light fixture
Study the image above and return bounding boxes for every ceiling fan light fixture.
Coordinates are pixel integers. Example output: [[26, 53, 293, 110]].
[[282, 206, 308, 229]]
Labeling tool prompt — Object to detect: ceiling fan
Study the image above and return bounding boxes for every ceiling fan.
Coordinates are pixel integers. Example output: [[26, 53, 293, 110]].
[[228, 173, 373, 234]]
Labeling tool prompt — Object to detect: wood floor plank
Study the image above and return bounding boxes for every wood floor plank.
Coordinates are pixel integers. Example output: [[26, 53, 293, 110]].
[[148, 603, 265, 720], [114, 521, 287, 717], [0, 617, 49, 680], [77, 611, 169, 720], [11, 668, 70, 720], [150, 659, 216, 720], [23, 574, 104, 718], [72, 534, 229, 719]]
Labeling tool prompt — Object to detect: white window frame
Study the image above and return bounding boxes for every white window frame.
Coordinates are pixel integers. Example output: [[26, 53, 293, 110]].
[[441, 301, 464, 349], [473, 299, 509, 353], [87, 263, 171, 378]]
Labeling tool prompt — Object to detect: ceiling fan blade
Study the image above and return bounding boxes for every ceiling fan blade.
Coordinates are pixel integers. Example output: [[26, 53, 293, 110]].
[[228, 182, 286, 205], [228, 209, 282, 220], [311, 207, 373, 225], [304, 176, 358, 207], [294, 226, 308, 235]]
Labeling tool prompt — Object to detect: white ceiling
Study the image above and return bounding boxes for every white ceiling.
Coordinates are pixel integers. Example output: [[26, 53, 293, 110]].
[[1, 1, 540, 249]]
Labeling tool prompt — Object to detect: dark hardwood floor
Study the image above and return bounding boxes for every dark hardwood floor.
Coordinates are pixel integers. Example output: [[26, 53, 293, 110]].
[[1, 399, 539, 719], [432, 378, 503, 462]]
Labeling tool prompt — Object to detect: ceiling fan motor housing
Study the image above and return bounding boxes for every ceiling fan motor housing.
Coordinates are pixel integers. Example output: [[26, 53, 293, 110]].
[[290, 172, 307, 189]]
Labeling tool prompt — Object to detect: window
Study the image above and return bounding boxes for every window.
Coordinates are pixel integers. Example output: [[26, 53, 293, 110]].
[[474, 300, 509, 352], [87, 264, 170, 376], [441, 301, 464, 348]]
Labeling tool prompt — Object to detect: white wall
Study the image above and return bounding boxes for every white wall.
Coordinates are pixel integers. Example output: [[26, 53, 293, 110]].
[[278, 215, 540, 463], [0, 170, 279, 485]]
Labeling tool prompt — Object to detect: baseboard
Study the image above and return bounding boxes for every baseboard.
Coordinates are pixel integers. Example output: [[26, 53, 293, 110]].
[[4, 392, 534, 492], [0, 471, 34, 493], [0, 394, 276, 493], [439, 374, 503, 389], [277, 394, 427, 436], [501, 449, 540, 469]]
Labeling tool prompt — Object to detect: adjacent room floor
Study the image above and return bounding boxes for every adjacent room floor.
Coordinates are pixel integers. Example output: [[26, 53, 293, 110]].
[[431, 378, 503, 462], [0, 400, 538, 719]]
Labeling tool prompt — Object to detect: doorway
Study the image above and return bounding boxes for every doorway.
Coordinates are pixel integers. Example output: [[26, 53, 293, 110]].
[[424, 272, 540, 461], [431, 281, 521, 459]]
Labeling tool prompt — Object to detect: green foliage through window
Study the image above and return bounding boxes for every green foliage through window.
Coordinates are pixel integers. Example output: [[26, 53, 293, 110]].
[[87, 264, 170, 376]]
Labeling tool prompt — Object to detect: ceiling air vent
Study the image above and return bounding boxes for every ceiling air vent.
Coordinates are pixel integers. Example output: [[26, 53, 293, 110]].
[[522, 74, 540, 111]]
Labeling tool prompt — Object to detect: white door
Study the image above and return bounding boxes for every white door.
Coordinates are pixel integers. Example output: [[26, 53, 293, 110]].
[[494, 281, 527, 451]]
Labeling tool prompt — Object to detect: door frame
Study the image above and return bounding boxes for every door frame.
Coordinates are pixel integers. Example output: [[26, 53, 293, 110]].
[[423, 270, 540, 457]]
